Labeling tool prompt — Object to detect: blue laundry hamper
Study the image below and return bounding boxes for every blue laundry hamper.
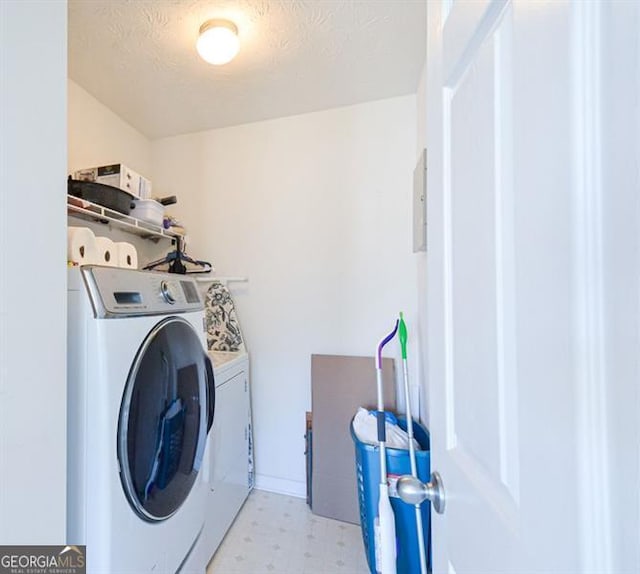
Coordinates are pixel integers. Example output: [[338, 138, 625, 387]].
[[351, 415, 431, 574]]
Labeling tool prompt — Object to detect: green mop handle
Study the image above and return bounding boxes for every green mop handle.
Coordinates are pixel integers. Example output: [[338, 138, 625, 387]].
[[398, 311, 427, 574], [398, 312, 408, 360]]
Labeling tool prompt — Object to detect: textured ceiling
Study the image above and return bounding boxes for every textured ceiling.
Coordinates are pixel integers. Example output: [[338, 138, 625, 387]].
[[68, 0, 426, 139]]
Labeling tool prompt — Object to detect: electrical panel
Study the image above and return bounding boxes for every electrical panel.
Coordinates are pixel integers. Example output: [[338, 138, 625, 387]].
[[413, 148, 427, 252]]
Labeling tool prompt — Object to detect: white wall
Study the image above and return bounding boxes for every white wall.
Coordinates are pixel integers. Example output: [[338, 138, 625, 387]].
[[0, 1, 68, 543], [67, 80, 168, 265], [152, 96, 418, 496], [68, 80, 152, 178]]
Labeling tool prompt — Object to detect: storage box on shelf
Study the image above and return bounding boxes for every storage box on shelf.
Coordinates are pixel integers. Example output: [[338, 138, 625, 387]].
[[67, 195, 182, 242], [73, 163, 152, 199]]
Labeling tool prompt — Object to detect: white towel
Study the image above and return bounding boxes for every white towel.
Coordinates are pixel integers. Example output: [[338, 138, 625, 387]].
[[352, 407, 421, 451]]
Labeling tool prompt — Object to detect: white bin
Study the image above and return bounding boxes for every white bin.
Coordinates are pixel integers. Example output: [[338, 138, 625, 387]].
[[131, 199, 164, 226]]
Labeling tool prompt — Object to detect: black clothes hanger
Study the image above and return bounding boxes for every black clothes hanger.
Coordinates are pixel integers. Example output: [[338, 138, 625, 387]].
[[143, 237, 212, 274]]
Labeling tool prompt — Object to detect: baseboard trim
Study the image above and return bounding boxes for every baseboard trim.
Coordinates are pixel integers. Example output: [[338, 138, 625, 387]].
[[254, 474, 306, 499]]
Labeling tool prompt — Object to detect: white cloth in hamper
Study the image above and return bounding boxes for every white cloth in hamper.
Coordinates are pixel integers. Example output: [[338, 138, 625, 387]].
[[352, 407, 421, 451]]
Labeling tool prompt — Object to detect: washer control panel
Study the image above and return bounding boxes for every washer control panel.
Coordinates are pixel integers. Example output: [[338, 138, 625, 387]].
[[160, 280, 177, 304], [82, 266, 203, 318]]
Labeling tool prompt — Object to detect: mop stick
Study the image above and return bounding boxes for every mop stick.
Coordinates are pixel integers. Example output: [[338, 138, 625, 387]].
[[374, 320, 399, 574], [398, 312, 427, 574]]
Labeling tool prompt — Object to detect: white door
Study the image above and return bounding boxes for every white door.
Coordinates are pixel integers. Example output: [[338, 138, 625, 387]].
[[425, 0, 639, 572]]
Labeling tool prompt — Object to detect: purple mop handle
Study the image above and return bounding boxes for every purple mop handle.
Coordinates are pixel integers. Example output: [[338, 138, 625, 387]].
[[377, 320, 399, 369]]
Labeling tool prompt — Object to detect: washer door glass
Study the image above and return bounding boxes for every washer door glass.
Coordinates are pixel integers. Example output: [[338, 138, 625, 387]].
[[118, 317, 208, 522]]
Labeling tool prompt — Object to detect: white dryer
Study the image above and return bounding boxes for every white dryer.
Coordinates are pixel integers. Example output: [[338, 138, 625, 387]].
[[67, 266, 215, 574], [180, 350, 252, 574]]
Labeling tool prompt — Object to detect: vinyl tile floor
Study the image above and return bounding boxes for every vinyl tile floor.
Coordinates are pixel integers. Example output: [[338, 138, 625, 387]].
[[206, 489, 370, 574]]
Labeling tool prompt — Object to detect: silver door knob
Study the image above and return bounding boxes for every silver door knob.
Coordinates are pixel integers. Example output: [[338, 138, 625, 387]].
[[397, 471, 446, 514]]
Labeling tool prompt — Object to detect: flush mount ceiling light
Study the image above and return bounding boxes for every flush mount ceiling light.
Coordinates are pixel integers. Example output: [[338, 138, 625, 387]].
[[196, 19, 240, 66]]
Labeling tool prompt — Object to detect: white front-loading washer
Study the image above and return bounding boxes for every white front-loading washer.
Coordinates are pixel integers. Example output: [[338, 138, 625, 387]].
[[67, 266, 215, 574]]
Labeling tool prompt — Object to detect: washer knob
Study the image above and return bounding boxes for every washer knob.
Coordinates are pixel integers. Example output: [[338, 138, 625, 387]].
[[160, 280, 177, 304]]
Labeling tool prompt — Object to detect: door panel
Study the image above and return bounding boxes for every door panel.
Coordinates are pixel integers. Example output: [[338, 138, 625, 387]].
[[599, 5, 640, 572], [425, 0, 620, 571], [446, 0, 520, 505], [437, 6, 523, 570], [448, 32, 500, 481]]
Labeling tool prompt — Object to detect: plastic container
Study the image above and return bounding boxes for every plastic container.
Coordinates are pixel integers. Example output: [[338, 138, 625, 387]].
[[351, 415, 431, 574], [130, 199, 164, 225]]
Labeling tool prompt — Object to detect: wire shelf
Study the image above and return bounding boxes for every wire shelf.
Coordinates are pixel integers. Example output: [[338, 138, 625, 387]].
[[67, 195, 183, 242]]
